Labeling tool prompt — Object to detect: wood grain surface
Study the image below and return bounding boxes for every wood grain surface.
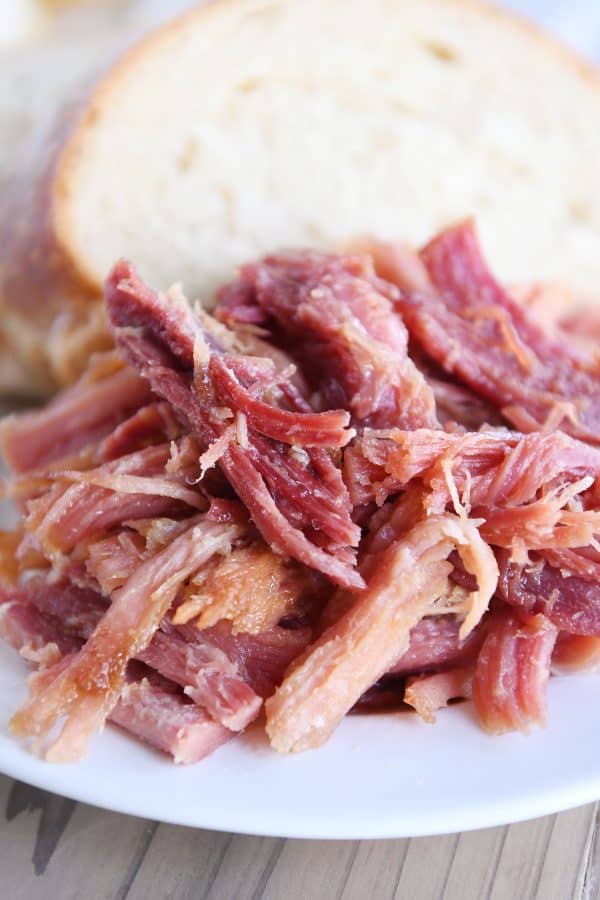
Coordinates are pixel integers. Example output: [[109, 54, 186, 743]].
[[0, 773, 597, 899]]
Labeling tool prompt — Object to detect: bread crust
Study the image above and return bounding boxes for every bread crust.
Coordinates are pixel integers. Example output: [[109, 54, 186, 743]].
[[2, 0, 599, 394]]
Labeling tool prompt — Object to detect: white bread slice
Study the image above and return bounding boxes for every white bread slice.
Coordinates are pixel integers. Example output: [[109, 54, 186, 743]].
[[2, 0, 600, 394]]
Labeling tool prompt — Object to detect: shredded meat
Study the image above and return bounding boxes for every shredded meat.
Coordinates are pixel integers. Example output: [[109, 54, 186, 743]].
[[386, 616, 486, 677], [496, 550, 600, 636], [472, 610, 557, 734], [216, 249, 437, 430], [2, 220, 600, 763], [10, 516, 239, 760], [173, 543, 324, 634], [0, 599, 233, 764], [265, 513, 497, 752], [389, 221, 600, 444], [0, 352, 152, 474], [105, 260, 362, 590], [404, 668, 473, 724]]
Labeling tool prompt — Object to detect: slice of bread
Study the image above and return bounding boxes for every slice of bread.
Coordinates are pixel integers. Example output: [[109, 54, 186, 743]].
[[2, 0, 600, 395]]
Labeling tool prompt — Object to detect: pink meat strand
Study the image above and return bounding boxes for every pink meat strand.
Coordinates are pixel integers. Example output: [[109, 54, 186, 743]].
[[10, 516, 239, 761], [472, 609, 557, 734], [139, 626, 262, 731], [7, 576, 262, 731], [174, 619, 313, 699], [7, 574, 309, 730], [0, 354, 152, 473], [552, 632, 600, 674], [95, 401, 181, 461], [0, 600, 233, 764], [386, 615, 486, 677], [350, 428, 600, 510], [217, 248, 437, 430], [404, 667, 473, 724], [391, 220, 600, 443], [496, 549, 600, 636], [266, 513, 497, 752], [21, 441, 201, 557], [110, 677, 233, 764], [105, 260, 362, 589]]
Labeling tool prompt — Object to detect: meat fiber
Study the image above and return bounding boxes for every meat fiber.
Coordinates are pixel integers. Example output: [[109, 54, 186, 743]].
[[9, 577, 263, 732], [3, 572, 313, 731], [552, 633, 600, 673], [216, 249, 437, 430], [386, 615, 486, 677], [472, 610, 557, 734], [265, 513, 497, 752], [0, 600, 233, 764], [105, 260, 362, 590], [0, 352, 152, 474], [110, 676, 233, 764], [390, 221, 600, 444], [496, 550, 600, 636], [173, 543, 324, 634], [10, 516, 240, 761], [138, 626, 262, 731], [18, 441, 205, 563], [404, 668, 473, 723], [348, 428, 600, 511]]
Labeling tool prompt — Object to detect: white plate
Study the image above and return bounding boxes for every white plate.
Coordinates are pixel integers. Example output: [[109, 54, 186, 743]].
[[1, 643, 599, 838]]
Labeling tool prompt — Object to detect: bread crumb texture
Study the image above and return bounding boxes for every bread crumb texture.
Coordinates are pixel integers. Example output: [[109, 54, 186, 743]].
[[61, 0, 600, 300]]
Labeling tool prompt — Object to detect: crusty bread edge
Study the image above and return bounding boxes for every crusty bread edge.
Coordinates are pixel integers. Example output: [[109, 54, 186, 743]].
[[52, 0, 600, 292]]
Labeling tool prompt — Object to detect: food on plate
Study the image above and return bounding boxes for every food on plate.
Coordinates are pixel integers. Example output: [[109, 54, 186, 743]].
[[1, 0, 600, 395], [2, 219, 600, 763]]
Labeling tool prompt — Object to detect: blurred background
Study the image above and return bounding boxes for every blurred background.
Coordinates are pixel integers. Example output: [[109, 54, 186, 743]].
[[1, 0, 599, 195], [502, 0, 600, 60], [2, 0, 600, 61]]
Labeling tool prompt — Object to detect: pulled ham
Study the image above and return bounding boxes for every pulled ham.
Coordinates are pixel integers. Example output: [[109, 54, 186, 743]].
[[386, 221, 600, 444], [265, 513, 497, 752], [404, 668, 473, 724], [1, 219, 599, 764], [10, 516, 239, 761], [216, 249, 437, 430], [472, 610, 557, 734], [105, 261, 362, 590], [0, 599, 233, 764]]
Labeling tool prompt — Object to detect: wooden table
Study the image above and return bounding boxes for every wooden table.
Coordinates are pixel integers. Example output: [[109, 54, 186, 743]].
[[0, 774, 597, 900]]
